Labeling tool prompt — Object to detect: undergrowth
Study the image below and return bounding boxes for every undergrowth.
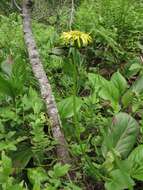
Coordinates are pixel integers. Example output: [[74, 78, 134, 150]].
[[0, 0, 143, 189]]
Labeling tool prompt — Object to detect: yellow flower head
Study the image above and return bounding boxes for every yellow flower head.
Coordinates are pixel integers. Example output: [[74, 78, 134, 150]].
[[61, 30, 92, 48]]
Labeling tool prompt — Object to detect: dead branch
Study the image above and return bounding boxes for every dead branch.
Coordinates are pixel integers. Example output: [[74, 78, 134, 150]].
[[22, 0, 71, 164], [69, 0, 75, 30], [13, 0, 22, 11]]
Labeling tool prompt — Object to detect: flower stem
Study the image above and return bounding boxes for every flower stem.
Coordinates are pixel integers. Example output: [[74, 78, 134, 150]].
[[72, 52, 78, 130], [71, 48, 103, 180]]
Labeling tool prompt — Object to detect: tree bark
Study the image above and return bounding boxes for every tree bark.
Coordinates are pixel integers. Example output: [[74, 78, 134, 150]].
[[22, 0, 71, 164]]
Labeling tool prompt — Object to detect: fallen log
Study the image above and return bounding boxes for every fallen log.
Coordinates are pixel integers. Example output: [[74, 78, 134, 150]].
[[22, 0, 71, 164]]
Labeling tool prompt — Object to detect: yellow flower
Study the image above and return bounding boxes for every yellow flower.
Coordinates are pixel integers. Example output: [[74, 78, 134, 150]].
[[61, 30, 92, 48]]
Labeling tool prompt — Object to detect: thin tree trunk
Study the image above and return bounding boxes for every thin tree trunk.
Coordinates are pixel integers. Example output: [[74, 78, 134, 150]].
[[69, 0, 75, 30], [22, 0, 71, 164]]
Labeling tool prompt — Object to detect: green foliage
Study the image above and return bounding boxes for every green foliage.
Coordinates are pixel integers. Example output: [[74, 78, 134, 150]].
[[75, 0, 143, 65], [0, 152, 25, 190], [27, 163, 79, 190], [1, 0, 143, 189], [88, 71, 128, 111], [105, 169, 135, 190], [0, 58, 27, 100], [102, 112, 139, 158], [128, 145, 143, 181], [57, 96, 82, 119], [0, 12, 82, 189]]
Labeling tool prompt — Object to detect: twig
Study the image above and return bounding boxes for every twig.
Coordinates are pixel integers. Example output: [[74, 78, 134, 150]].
[[13, 0, 22, 11], [22, 0, 71, 165]]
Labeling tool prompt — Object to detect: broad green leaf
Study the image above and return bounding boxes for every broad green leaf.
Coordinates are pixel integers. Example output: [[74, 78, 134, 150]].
[[52, 163, 70, 178], [129, 63, 142, 71], [131, 76, 143, 94], [128, 145, 143, 164], [98, 81, 121, 112], [0, 75, 15, 98], [99, 81, 120, 109], [102, 112, 139, 158], [88, 73, 121, 111], [128, 145, 143, 181], [105, 169, 135, 190], [57, 96, 82, 119], [111, 71, 127, 95], [122, 76, 143, 108], [88, 73, 109, 91], [11, 146, 33, 174], [121, 90, 134, 108], [1, 151, 12, 176], [0, 152, 12, 184], [28, 167, 47, 189], [131, 166, 143, 181]]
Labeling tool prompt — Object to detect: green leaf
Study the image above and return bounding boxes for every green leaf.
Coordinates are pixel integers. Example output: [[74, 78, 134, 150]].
[[65, 183, 82, 190], [111, 71, 127, 95], [88, 73, 121, 111], [1, 59, 12, 77], [102, 112, 139, 158], [0, 141, 17, 151], [121, 90, 134, 108], [128, 145, 143, 164], [105, 169, 135, 190], [28, 167, 47, 189], [44, 185, 57, 190], [0, 107, 16, 120], [122, 76, 143, 108], [6, 184, 25, 190], [50, 47, 65, 56], [22, 87, 43, 113], [131, 166, 143, 181], [11, 60, 27, 95], [11, 146, 33, 174], [96, 26, 121, 54], [52, 163, 70, 178], [99, 81, 120, 110], [131, 76, 143, 94], [1, 151, 12, 176], [0, 60, 27, 98], [0, 152, 12, 184], [57, 96, 82, 119], [0, 75, 15, 98], [128, 145, 143, 181], [129, 64, 142, 71], [88, 73, 109, 91]]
